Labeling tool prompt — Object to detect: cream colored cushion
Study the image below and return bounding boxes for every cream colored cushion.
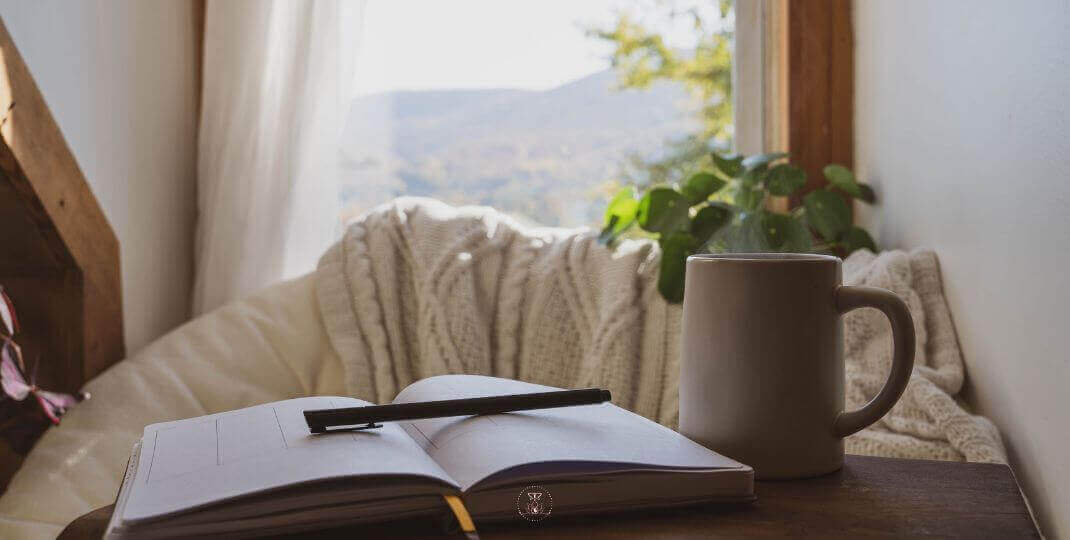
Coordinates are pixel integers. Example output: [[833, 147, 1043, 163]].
[[0, 274, 342, 539]]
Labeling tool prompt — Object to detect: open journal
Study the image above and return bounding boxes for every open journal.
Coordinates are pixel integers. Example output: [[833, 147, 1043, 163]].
[[105, 375, 754, 538]]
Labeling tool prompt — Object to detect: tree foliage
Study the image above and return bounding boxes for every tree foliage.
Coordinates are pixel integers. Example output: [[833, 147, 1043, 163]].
[[589, 0, 734, 187]]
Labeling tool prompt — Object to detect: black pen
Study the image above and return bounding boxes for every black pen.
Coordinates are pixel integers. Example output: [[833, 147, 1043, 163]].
[[304, 388, 612, 433]]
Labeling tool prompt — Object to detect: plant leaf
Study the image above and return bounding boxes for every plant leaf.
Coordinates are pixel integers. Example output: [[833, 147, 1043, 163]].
[[690, 203, 732, 245], [740, 163, 767, 187], [735, 183, 764, 211], [711, 152, 744, 178], [680, 172, 726, 205], [765, 164, 808, 196], [741, 152, 788, 170], [637, 187, 691, 235], [840, 226, 877, 254], [761, 212, 812, 252], [657, 232, 692, 304], [822, 164, 861, 197], [597, 215, 619, 245], [803, 190, 851, 241], [857, 183, 877, 204], [602, 187, 639, 230], [598, 187, 639, 245]]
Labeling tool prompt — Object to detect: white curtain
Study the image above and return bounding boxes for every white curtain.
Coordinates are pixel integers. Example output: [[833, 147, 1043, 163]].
[[193, 0, 365, 314]]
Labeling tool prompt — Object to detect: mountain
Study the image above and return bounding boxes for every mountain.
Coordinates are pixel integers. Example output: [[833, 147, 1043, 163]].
[[340, 69, 700, 226]]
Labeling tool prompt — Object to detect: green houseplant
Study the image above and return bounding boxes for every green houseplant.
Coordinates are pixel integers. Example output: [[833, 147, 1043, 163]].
[[598, 151, 878, 303]]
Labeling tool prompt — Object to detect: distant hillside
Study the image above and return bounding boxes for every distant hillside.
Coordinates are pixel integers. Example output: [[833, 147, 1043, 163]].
[[340, 69, 700, 226]]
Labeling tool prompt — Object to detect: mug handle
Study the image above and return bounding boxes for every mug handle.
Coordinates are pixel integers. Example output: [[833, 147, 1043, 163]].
[[832, 286, 916, 438]]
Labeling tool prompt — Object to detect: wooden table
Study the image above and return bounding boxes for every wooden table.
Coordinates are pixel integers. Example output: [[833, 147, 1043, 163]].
[[60, 455, 1039, 538]]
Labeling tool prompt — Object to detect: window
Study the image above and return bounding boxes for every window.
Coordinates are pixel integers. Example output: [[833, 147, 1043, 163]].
[[340, 0, 735, 227]]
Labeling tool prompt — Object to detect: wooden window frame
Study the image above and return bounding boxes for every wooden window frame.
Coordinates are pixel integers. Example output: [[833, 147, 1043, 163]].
[[734, 0, 853, 202]]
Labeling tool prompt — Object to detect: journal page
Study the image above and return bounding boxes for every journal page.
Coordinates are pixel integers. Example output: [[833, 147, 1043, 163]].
[[392, 375, 745, 491], [119, 396, 458, 524]]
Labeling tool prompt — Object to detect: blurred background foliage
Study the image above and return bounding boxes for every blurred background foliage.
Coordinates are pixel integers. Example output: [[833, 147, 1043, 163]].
[[589, 0, 734, 188]]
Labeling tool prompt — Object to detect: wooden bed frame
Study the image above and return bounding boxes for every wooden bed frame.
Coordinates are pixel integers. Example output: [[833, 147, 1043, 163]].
[[0, 18, 124, 489]]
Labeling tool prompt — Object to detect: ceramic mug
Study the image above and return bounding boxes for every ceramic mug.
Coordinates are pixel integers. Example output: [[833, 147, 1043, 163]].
[[678, 253, 915, 479]]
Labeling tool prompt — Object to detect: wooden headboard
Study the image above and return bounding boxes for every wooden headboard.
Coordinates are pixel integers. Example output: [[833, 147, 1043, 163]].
[[0, 18, 124, 485]]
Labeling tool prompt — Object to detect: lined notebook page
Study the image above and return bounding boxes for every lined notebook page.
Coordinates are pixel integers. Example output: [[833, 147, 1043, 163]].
[[121, 397, 457, 523], [393, 375, 746, 491]]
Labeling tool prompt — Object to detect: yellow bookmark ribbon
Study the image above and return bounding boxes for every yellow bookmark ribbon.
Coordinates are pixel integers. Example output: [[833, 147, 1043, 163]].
[[442, 494, 478, 539]]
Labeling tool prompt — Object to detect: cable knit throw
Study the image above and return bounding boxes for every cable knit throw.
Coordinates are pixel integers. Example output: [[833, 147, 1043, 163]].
[[316, 198, 1005, 463]]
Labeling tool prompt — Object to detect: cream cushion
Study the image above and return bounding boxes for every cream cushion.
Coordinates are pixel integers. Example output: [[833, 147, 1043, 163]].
[[0, 274, 340, 539]]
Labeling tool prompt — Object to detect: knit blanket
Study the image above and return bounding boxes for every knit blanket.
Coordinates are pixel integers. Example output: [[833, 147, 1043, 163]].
[[316, 198, 1005, 463]]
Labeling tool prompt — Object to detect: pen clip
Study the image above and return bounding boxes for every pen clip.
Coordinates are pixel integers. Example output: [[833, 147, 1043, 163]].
[[311, 422, 383, 434]]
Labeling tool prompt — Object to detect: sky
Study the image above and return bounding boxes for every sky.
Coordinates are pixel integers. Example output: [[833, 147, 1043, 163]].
[[353, 0, 723, 96]]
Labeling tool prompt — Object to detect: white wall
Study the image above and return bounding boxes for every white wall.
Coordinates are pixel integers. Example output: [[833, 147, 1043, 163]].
[[0, 1, 201, 353], [854, 1, 1069, 536]]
